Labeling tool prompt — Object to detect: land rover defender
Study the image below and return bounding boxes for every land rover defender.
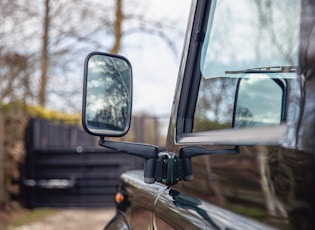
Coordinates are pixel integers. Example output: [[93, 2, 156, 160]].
[[82, 0, 315, 229]]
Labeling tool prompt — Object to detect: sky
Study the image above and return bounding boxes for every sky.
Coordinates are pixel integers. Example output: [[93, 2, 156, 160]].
[[31, 0, 191, 119], [117, 0, 191, 118], [1, 0, 191, 118]]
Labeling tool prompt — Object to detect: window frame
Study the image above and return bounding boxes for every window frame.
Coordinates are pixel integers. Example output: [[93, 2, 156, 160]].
[[174, 0, 292, 147]]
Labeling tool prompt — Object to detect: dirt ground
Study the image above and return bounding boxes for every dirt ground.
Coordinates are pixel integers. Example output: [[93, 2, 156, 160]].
[[5, 208, 116, 230]]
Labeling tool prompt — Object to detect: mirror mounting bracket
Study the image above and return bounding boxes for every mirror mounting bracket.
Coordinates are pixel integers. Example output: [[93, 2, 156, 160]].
[[99, 137, 239, 186], [155, 152, 184, 185]]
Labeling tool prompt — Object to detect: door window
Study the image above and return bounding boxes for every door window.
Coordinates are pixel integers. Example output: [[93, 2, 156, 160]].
[[193, 0, 300, 133]]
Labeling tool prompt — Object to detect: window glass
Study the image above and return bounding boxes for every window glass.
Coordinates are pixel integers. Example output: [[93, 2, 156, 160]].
[[194, 77, 237, 132], [200, 0, 301, 79], [234, 76, 286, 128], [193, 0, 300, 133]]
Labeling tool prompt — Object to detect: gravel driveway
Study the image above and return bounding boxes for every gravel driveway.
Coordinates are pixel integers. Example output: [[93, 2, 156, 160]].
[[8, 208, 116, 230]]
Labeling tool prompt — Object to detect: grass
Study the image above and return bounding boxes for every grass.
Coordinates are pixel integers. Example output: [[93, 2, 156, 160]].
[[2, 208, 57, 229]]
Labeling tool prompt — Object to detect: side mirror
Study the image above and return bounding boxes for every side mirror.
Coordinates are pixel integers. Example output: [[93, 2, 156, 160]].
[[82, 52, 132, 136], [233, 76, 287, 128]]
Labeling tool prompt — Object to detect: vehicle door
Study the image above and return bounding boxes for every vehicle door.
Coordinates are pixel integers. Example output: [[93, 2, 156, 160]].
[[167, 0, 315, 229]]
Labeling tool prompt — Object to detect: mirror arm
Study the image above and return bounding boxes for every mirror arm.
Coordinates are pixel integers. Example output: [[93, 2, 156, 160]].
[[98, 137, 239, 185], [98, 137, 159, 183], [98, 137, 158, 159], [179, 146, 240, 181]]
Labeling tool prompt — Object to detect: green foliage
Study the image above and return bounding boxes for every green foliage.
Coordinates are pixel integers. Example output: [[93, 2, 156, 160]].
[[193, 116, 232, 132], [0, 101, 81, 125], [26, 105, 81, 125], [3, 208, 56, 229]]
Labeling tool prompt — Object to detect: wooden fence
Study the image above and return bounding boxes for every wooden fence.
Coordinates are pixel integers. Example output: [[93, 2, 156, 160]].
[[21, 118, 142, 207], [0, 112, 167, 208]]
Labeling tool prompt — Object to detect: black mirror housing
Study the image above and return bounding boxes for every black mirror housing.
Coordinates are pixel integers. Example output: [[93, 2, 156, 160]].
[[82, 52, 133, 137]]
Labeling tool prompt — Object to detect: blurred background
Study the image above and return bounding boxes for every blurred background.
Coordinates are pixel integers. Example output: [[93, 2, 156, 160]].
[[0, 0, 190, 228]]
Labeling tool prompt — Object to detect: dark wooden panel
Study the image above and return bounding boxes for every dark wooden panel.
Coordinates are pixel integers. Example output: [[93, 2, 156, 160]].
[[21, 118, 143, 208]]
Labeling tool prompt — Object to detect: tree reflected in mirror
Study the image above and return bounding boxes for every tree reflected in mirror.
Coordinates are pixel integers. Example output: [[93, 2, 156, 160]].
[[234, 76, 286, 128], [83, 53, 132, 136]]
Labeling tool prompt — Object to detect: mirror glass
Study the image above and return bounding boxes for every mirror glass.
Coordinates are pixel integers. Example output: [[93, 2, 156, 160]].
[[83, 53, 132, 136], [234, 75, 286, 128]]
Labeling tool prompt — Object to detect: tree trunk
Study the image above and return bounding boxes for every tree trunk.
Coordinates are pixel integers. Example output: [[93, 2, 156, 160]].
[[111, 0, 122, 54], [0, 115, 7, 208], [39, 0, 50, 106]]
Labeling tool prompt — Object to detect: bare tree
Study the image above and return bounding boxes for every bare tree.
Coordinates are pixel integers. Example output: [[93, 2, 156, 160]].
[[0, 1, 186, 207], [0, 0, 184, 111], [39, 0, 50, 106], [111, 0, 122, 54]]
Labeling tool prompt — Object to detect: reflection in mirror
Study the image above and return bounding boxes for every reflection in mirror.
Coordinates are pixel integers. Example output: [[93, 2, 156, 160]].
[[83, 53, 132, 136], [234, 75, 286, 128]]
